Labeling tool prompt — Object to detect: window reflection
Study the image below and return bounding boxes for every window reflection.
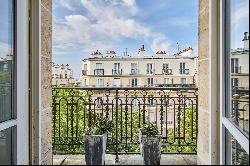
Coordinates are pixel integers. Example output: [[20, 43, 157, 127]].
[[0, 127, 15, 165], [231, 135, 249, 165], [230, 0, 249, 136], [0, 0, 14, 122]]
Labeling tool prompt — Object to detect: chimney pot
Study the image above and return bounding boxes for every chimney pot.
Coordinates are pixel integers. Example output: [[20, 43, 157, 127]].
[[243, 32, 249, 41]]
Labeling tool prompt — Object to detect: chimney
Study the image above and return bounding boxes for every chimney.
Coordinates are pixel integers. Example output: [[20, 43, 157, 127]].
[[138, 45, 145, 57], [243, 32, 249, 50]]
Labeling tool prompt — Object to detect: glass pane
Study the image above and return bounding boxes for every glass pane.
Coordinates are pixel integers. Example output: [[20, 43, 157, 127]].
[[229, 0, 249, 136], [228, 133, 249, 165], [0, 0, 15, 122], [0, 127, 16, 165]]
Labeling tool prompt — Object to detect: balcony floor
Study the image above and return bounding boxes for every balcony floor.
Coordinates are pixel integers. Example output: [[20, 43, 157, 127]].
[[53, 154, 197, 165]]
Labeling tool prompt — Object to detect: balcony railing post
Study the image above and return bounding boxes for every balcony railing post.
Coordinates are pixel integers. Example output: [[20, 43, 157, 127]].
[[88, 94, 92, 127], [115, 88, 119, 163], [52, 89, 57, 153]]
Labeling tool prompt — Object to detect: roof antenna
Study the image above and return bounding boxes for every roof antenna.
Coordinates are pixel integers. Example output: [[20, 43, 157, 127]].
[[125, 48, 128, 56], [177, 42, 180, 52]]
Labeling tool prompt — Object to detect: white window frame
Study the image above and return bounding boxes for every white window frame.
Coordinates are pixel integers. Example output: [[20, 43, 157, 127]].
[[96, 63, 103, 69], [131, 78, 138, 87], [96, 78, 104, 87], [220, 0, 249, 165], [147, 63, 153, 74], [147, 78, 153, 86], [180, 78, 186, 85], [0, 0, 29, 164], [113, 78, 121, 87]]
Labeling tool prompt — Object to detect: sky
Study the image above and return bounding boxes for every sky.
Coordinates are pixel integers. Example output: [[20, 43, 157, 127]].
[[51, 0, 248, 78], [0, 0, 247, 78], [52, 0, 199, 78]]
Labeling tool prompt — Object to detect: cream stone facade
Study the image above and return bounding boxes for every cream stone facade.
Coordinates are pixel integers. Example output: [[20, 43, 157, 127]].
[[81, 46, 198, 88], [231, 32, 249, 89], [81, 46, 198, 134], [231, 32, 249, 135], [52, 62, 74, 86]]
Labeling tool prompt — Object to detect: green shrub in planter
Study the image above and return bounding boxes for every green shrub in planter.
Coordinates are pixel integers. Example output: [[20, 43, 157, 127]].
[[84, 117, 113, 165], [139, 122, 161, 165]]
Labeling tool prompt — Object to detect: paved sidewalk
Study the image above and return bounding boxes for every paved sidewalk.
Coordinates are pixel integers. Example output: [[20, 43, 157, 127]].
[[53, 154, 197, 165]]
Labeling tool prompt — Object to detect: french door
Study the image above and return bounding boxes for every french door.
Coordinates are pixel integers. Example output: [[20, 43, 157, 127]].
[[221, 0, 249, 164], [0, 0, 29, 164]]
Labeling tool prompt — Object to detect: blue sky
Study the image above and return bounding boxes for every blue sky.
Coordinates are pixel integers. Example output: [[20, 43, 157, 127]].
[[52, 0, 199, 77]]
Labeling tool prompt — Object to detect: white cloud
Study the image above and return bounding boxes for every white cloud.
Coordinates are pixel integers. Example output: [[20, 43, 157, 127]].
[[58, 0, 76, 11], [150, 34, 172, 53], [53, 0, 173, 56]]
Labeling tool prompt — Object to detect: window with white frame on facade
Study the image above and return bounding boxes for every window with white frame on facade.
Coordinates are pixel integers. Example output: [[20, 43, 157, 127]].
[[231, 58, 240, 73], [96, 78, 104, 87], [113, 78, 121, 87], [0, 0, 16, 164], [131, 78, 138, 87], [147, 63, 153, 74], [131, 63, 137, 74], [162, 63, 169, 73], [222, 0, 249, 164], [179, 62, 186, 74], [114, 63, 120, 74], [181, 78, 186, 85], [147, 78, 154, 86], [96, 63, 102, 69], [164, 78, 171, 84]]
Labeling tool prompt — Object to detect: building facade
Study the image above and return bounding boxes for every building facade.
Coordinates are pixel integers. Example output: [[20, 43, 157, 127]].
[[231, 32, 249, 135], [52, 62, 74, 86], [81, 45, 198, 88], [81, 46, 198, 134]]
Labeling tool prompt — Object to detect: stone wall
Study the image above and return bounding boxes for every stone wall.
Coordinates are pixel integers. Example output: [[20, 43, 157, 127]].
[[197, 0, 210, 164], [41, 0, 52, 164]]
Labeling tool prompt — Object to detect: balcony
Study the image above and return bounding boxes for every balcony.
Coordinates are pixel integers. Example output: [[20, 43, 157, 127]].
[[155, 84, 196, 88], [94, 69, 104, 75], [82, 70, 87, 76], [146, 69, 155, 75], [52, 87, 198, 164], [130, 69, 138, 75], [112, 69, 122, 75], [162, 69, 173, 75], [179, 69, 190, 75], [232, 66, 242, 74]]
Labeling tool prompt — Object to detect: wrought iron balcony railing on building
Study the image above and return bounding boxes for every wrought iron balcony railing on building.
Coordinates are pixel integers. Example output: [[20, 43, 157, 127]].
[[180, 69, 190, 75], [94, 69, 104, 76], [232, 66, 242, 74], [162, 69, 173, 75], [82, 70, 87, 76], [131, 69, 138, 75], [52, 87, 198, 160], [112, 69, 122, 75], [146, 69, 155, 75]]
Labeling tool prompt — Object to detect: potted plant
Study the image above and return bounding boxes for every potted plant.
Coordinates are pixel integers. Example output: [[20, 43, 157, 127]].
[[139, 122, 161, 165], [84, 116, 113, 165]]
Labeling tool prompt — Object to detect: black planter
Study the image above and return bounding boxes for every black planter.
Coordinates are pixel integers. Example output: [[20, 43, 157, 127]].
[[84, 133, 107, 165], [140, 135, 161, 165]]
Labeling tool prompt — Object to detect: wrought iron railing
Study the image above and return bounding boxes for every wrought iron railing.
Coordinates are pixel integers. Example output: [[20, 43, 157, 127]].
[[82, 70, 87, 76], [180, 69, 190, 74], [162, 69, 173, 75], [94, 69, 104, 75], [130, 69, 138, 75], [52, 87, 198, 158], [112, 69, 122, 75]]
